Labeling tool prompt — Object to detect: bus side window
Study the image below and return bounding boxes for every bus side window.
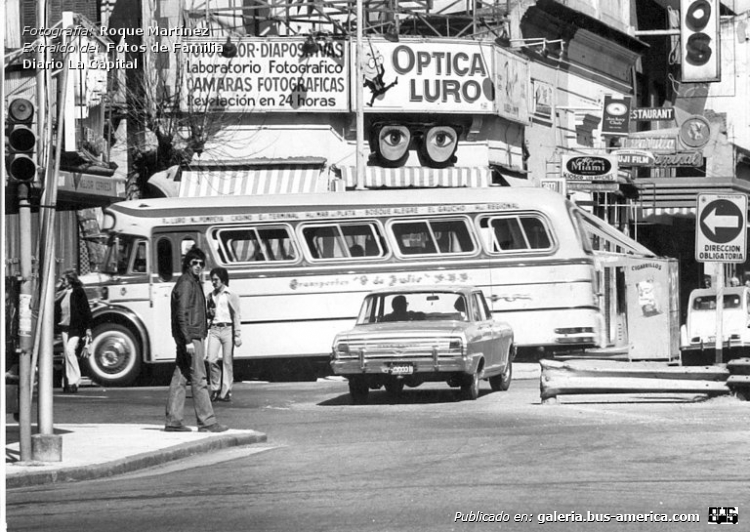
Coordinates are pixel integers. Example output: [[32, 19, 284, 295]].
[[431, 220, 474, 253], [364, 238, 380, 256], [156, 238, 173, 281], [181, 238, 197, 264], [491, 218, 525, 250], [257, 227, 297, 261], [303, 226, 346, 259], [520, 217, 551, 249], [391, 222, 435, 255], [210, 229, 227, 263], [133, 241, 147, 273]]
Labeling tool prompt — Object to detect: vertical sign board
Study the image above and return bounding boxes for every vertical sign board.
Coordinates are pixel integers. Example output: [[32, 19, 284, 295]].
[[626, 257, 679, 361], [695, 194, 747, 263], [601, 96, 631, 136], [694, 193, 746, 364]]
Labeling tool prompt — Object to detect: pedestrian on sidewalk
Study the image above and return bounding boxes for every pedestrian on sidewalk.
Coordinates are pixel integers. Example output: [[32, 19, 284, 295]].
[[165, 247, 228, 433], [206, 267, 242, 403], [54, 270, 93, 394]]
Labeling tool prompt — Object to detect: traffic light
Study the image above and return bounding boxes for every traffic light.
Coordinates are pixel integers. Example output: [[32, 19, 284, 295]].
[[5, 98, 38, 184], [679, 0, 720, 82]]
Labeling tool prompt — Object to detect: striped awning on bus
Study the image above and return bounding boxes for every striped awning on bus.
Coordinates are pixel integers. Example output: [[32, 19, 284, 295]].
[[340, 166, 492, 189], [179, 167, 329, 197]]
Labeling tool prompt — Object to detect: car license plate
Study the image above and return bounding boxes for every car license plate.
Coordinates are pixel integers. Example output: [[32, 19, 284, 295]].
[[389, 364, 413, 375]]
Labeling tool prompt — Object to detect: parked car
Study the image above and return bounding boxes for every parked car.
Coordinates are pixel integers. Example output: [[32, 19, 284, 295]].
[[680, 286, 750, 365], [331, 286, 515, 402]]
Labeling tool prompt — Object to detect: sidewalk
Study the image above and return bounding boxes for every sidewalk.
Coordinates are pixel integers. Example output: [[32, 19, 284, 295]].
[[5, 423, 267, 489]]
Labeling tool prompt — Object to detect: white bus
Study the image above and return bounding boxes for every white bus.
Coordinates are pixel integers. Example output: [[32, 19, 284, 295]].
[[81, 187, 677, 386]]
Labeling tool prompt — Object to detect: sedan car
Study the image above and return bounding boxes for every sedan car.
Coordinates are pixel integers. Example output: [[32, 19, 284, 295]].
[[331, 286, 515, 402]]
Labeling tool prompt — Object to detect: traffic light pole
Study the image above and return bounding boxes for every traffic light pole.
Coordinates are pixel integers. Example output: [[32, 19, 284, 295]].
[[16, 183, 34, 463], [31, 26, 67, 461]]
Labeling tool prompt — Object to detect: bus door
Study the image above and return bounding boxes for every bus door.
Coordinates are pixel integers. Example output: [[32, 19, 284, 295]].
[[150, 231, 202, 361]]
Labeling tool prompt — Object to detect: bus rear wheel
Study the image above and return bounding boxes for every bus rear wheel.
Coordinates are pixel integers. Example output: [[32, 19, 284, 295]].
[[83, 324, 142, 387]]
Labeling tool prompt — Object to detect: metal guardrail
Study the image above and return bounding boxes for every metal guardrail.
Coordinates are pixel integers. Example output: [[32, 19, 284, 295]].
[[539, 358, 731, 404]]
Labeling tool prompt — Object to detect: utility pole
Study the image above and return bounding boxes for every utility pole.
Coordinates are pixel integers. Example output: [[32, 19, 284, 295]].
[[16, 181, 33, 462], [355, 0, 365, 190], [30, 8, 72, 462]]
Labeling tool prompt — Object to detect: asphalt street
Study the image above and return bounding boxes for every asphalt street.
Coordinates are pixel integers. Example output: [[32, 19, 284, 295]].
[[5, 372, 750, 532]]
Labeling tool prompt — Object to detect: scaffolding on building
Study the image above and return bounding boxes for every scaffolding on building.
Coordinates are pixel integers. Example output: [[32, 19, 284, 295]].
[[184, 0, 510, 41]]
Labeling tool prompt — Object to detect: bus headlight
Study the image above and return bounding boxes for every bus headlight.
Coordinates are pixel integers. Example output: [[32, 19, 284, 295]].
[[554, 327, 596, 344]]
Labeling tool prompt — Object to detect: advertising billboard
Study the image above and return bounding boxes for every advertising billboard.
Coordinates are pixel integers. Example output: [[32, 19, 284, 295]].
[[352, 39, 495, 113], [181, 37, 350, 112]]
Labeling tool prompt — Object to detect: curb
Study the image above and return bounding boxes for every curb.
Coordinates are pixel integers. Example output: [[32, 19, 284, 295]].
[[6, 431, 267, 489]]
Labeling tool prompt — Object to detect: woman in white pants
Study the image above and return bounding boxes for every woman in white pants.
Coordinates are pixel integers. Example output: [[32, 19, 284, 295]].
[[206, 267, 242, 402], [55, 270, 93, 393]]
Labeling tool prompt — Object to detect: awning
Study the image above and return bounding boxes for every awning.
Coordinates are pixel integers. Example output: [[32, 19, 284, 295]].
[[56, 170, 126, 206], [147, 165, 181, 198], [498, 175, 534, 187], [637, 206, 696, 219], [179, 166, 329, 197], [340, 166, 491, 189]]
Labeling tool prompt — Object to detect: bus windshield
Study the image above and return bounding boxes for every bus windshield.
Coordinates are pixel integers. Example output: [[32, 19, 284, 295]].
[[102, 235, 141, 275]]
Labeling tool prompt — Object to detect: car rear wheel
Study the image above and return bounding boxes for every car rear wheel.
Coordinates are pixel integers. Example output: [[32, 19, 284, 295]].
[[460, 370, 480, 400], [490, 359, 513, 392], [348, 377, 369, 404]]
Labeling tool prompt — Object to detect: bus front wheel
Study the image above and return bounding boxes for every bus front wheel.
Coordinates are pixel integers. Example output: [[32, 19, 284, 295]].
[[84, 324, 142, 387]]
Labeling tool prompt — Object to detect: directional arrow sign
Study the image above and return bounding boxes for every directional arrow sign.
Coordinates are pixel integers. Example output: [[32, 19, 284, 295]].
[[703, 209, 740, 238], [695, 194, 747, 263]]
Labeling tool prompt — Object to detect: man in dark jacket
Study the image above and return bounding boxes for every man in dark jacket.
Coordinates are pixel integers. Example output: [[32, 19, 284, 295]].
[[165, 247, 228, 433]]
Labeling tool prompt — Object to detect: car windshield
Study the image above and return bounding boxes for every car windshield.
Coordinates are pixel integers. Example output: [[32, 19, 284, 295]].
[[692, 294, 742, 310], [357, 292, 469, 324]]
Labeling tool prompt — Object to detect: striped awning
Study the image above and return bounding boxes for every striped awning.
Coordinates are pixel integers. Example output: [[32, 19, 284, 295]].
[[179, 167, 329, 197], [340, 166, 492, 189], [637, 206, 696, 218]]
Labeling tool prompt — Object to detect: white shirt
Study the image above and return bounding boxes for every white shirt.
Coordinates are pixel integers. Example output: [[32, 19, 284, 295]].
[[212, 288, 232, 324]]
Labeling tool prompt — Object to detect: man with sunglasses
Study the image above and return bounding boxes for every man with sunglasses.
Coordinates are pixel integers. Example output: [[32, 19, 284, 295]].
[[165, 247, 228, 433]]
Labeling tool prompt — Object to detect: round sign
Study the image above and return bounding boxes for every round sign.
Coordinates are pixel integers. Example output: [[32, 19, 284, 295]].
[[679, 115, 711, 149], [605, 101, 628, 116], [699, 199, 744, 243]]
